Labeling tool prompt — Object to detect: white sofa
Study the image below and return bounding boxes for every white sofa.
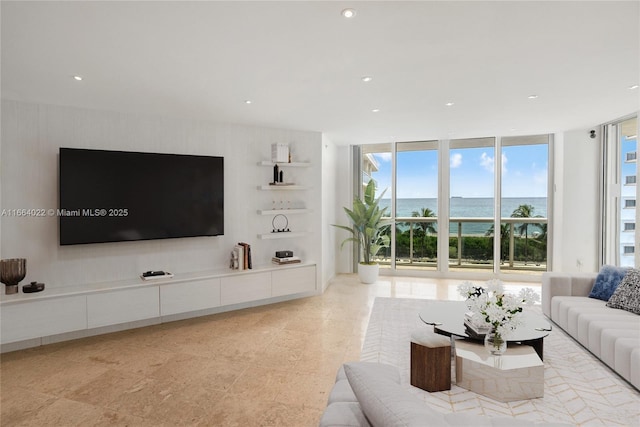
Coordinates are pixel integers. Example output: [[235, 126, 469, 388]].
[[319, 362, 572, 427], [542, 272, 640, 390]]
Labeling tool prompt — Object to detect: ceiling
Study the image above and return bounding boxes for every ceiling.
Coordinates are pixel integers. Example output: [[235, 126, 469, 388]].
[[2, 1, 638, 145]]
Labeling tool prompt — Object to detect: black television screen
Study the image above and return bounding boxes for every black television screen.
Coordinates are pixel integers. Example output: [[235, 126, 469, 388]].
[[59, 148, 224, 245]]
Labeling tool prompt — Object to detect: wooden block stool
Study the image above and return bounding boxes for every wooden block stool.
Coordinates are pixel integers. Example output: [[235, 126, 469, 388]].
[[410, 328, 451, 392]]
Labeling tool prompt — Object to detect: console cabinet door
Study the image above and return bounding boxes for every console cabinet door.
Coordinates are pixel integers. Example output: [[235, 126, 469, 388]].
[[271, 265, 316, 297], [1, 296, 87, 344], [220, 272, 271, 306], [160, 278, 221, 316], [87, 287, 160, 328]]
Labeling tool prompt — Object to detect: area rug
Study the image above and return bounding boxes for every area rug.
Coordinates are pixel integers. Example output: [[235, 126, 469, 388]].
[[360, 297, 640, 426]]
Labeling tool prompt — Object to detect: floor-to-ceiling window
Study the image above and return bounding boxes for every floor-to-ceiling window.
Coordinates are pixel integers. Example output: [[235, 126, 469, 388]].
[[501, 135, 550, 272], [602, 116, 638, 268], [395, 141, 439, 271], [448, 138, 496, 272], [361, 143, 393, 269], [357, 134, 551, 277]]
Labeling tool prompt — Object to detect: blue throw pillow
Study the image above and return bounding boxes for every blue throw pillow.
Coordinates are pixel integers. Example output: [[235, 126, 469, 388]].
[[589, 265, 630, 301]]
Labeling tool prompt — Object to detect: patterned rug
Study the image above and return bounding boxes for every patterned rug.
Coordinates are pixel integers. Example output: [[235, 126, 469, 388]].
[[360, 297, 640, 426]]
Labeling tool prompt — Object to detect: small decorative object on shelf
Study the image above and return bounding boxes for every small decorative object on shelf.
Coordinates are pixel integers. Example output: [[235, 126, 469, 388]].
[[275, 250, 293, 258], [271, 143, 289, 163], [140, 270, 174, 280], [458, 279, 539, 355], [272, 214, 290, 233], [0, 258, 27, 294], [23, 281, 45, 293], [231, 243, 252, 270], [272, 256, 301, 265], [230, 247, 241, 270]]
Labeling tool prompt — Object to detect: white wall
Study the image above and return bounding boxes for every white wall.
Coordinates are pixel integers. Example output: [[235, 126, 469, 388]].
[[1, 100, 323, 291], [334, 144, 354, 273], [552, 128, 600, 273], [320, 135, 338, 289]]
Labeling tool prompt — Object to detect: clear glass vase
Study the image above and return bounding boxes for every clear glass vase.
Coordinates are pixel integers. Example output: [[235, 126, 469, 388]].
[[484, 329, 507, 355]]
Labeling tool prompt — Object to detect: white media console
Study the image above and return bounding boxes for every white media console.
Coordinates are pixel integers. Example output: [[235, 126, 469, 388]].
[[0, 263, 316, 353]]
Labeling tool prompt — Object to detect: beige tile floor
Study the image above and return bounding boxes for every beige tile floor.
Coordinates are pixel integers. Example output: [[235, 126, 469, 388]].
[[0, 274, 537, 426]]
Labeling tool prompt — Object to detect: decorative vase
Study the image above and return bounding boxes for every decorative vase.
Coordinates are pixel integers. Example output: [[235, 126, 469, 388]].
[[0, 258, 27, 295], [484, 328, 507, 355], [358, 263, 379, 284]]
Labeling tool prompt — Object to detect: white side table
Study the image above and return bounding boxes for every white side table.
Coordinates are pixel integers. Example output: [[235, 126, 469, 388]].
[[455, 340, 544, 402]]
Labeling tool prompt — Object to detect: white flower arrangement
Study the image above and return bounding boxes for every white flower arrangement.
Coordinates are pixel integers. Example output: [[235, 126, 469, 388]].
[[458, 279, 539, 337]]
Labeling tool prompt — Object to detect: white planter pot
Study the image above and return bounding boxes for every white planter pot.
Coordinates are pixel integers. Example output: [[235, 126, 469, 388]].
[[358, 263, 379, 284]]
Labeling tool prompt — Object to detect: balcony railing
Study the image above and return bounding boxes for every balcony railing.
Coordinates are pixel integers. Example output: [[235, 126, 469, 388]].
[[376, 216, 548, 272]]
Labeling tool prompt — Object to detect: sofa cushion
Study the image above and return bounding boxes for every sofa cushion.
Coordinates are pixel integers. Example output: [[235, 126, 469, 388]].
[[606, 268, 640, 314], [600, 329, 640, 370], [589, 265, 629, 301], [631, 348, 640, 389], [570, 307, 637, 346], [615, 337, 640, 381], [586, 320, 640, 357], [328, 379, 358, 404], [332, 363, 574, 427], [343, 362, 445, 427], [552, 296, 604, 329], [319, 402, 372, 427]]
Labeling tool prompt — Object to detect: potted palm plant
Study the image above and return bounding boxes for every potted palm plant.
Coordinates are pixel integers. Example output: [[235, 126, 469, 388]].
[[333, 179, 391, 283]]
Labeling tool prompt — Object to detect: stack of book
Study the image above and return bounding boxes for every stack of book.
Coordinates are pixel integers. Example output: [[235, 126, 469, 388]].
[[272, 256, 301, 265], [232, 242, 252, 270], [463, 311, 491, 338]]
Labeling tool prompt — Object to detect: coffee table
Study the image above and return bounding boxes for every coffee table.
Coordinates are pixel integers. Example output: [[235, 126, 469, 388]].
[[454, 340, 544, 402], [418, 301, 551, 360]]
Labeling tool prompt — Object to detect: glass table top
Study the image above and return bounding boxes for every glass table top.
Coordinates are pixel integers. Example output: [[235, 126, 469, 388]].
[[418, 300, 551, 342]]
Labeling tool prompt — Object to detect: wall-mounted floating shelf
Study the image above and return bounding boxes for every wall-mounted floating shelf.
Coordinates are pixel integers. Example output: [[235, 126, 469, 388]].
[[257, 209, 310, 215], [258, 231, 309, 240], [258, 185, 308, 191], [259, 161, 310, 167]]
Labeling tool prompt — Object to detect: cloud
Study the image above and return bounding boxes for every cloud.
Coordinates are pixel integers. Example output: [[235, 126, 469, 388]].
[[479, 152, 508, 174], [480, 152, 494, 172], [450, 153, 462, 168], [374, 152, 392, 162]]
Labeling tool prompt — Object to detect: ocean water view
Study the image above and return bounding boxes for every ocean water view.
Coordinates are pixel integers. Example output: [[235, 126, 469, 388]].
[[378, 197, 547, 236]]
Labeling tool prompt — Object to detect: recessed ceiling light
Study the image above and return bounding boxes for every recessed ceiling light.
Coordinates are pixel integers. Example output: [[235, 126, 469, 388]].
[[361, 76, 373, 82], [372, 109, 380, 113], [342, 8, 356, 18], [445, 102, 454, 107], [527, 94, 538, 99], [73, 75, 83, 81], [629, 84, 639, 90], [244, 100, 252, 104]]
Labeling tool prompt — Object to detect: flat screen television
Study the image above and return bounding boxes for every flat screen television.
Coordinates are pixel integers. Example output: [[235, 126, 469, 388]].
[[59, 148, 224, 245]]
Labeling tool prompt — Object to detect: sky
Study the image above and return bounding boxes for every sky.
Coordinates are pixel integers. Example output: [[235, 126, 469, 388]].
[[369, 144, 549, 199]]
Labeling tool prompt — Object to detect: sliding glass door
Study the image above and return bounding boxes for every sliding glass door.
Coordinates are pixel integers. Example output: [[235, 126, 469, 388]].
[[448, 138, 496, 272], [356, 133, 552, 277], [501, 135, 550, 272], [395, 141, 439, 271]]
